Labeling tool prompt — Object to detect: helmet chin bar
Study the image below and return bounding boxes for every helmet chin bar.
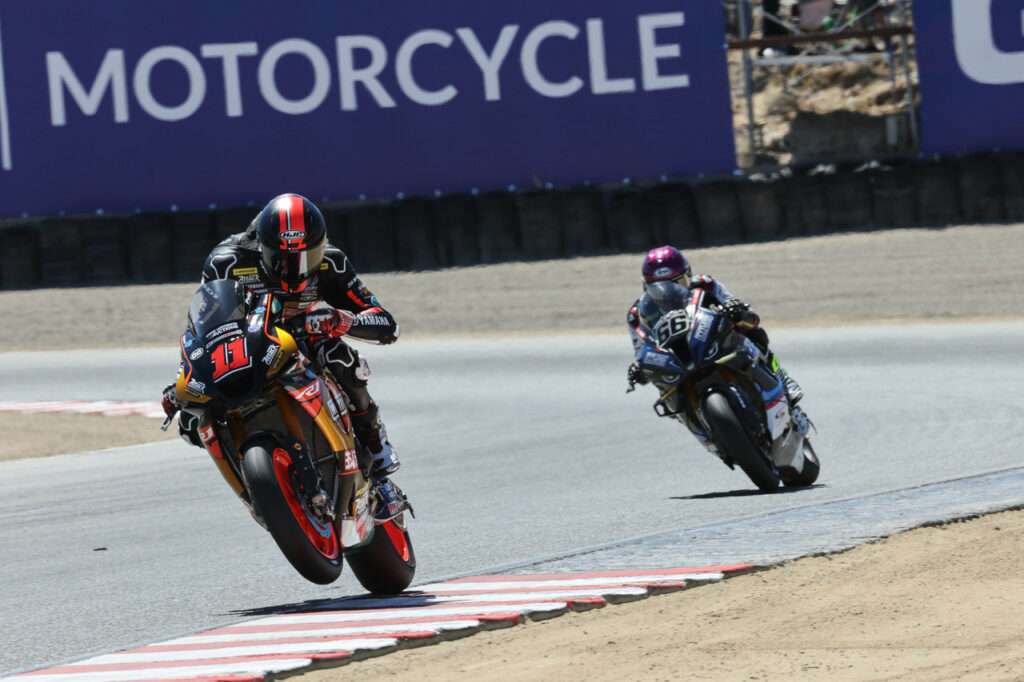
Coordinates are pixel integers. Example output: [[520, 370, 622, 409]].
[[280, 277, 309, 294]]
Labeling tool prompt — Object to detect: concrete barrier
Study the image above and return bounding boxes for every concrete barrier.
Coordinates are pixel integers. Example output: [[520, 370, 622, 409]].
[[1, 150, 1020, 290]]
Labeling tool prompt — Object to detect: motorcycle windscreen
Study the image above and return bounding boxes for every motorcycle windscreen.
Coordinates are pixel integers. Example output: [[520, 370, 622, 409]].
[[188, 280, 250, 337], [638, 280, 689, 330]]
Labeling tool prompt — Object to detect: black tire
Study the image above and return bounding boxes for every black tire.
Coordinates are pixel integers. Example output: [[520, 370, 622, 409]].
[[783, 439, 821, 487], [241, 439, 343, 585], [346, 517, 416, 595], [703, 392, 780, 492]]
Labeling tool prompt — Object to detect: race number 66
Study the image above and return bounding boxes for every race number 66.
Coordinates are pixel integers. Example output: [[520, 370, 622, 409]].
[[655, 311, 689, 347]]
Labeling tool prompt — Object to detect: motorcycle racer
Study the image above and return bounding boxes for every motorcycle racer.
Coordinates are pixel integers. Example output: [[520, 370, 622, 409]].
[[626, 245, 803, 404], [163, 193, 403, 517]]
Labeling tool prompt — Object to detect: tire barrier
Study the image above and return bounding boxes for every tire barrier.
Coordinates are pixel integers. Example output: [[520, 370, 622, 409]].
[[0, 150, 1020, 290], [432, 195, 481, 267], [604, 188, 656, 253], [1001, 152, 1024, 223], [915, 158, 963, 227], [650, 181, 702, 248], [693, 180, 743, 245], [869, 162, 917, 228]]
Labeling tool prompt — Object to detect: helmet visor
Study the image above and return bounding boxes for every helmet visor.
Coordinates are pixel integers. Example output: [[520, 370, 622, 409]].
[[261, 239, 325, 285]]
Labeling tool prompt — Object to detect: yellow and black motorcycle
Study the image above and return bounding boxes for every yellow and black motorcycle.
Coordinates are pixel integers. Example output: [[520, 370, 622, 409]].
[[164, 279, 414, 591]]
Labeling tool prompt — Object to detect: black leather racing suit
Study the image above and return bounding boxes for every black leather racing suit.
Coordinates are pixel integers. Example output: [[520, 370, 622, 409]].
[[199, 221, 399, 444], [627, 274, 769, 355]]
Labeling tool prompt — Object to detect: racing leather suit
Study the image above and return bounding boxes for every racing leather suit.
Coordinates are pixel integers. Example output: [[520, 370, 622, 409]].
[[627, 274, 768, 355], [194, 221, 399, 455]]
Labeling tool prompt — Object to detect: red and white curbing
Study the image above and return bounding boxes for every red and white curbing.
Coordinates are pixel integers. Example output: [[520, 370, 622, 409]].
[[0, 401, 164, 419], [11, 566, 753, 681]]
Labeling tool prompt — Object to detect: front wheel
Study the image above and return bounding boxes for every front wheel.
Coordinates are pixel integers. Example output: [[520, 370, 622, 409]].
[[346, 517, 416, 594], [703, 392, 780, 492], [241, 439, 343, 585]]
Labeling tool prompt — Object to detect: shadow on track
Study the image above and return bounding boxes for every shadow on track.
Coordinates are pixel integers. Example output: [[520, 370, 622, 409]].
[[672, 484, 827, 500]]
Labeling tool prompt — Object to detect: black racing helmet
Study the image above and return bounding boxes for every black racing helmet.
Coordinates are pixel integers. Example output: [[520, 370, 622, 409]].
[[255, 194, 327, 292]]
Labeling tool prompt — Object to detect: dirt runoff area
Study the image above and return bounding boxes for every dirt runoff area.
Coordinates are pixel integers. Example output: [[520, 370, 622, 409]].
[[4, 223, 1024, 680]]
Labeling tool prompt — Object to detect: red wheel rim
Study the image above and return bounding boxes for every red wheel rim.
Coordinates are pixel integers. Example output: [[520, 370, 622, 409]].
[[382, 519, 411, 562], [272, 448, 339, 560]]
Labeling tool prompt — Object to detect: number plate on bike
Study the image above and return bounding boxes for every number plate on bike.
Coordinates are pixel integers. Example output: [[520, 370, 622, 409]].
[[654, 310, 689, 347]]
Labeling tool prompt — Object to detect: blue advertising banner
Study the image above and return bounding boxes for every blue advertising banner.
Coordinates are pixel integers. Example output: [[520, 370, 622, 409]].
[[914, 0, 1024, 156], [0, 1, 736, 218]]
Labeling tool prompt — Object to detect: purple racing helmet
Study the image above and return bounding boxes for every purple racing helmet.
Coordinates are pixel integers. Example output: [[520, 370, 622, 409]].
[[641, 245, 692, 284]]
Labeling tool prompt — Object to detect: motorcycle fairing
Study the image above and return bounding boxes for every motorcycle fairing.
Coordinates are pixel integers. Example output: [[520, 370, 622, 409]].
[[281, 374, 359, 475], [640, 346, 686, 374]]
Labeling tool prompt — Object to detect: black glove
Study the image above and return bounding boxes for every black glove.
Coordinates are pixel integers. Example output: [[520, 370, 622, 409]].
[[627, 362, 649, 386], [721, 298, 750, 322], [161, 384, 179, 419]]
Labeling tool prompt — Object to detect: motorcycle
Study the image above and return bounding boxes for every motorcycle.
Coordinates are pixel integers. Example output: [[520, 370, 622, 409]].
[[163, 279, 415, 591], [628, 281, 820, 492]]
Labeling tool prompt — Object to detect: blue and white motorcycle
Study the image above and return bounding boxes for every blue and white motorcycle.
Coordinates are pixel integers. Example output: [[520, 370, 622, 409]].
[[627, 281, 820, 492]]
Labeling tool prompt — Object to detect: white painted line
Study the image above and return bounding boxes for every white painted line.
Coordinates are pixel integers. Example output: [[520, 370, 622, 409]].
[[169, 619, 482, 644], [85, 637, 397, 663]]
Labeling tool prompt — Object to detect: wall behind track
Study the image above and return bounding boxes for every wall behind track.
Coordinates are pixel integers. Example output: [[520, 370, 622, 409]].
[[1, 151, 1022, 290]]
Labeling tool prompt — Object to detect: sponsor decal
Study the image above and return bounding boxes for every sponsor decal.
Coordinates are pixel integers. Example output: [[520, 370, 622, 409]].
[[198, 424, 215, 443], [644, 351, 670, 367], [206, 322, 238, 338], [262, 343, 280, 365], [232, 266, 258, 276], [290, 380, 324, 415], [279, 230, 305, 240], [293, 381, 321, 401], [694, 314, 712, 341], [654, 266, 673, 278], [236, 274, 261, 284], [343, 449, 358, 472], [189, 347, 203, 360], [186, 377, 206, 395]]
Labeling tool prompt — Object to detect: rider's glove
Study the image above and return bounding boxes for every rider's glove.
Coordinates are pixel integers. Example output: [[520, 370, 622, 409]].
[[722, 298, 751, 322], [627, 362, 649, 386], [304, 309, 355, 337], [161, 384, 180, 419]]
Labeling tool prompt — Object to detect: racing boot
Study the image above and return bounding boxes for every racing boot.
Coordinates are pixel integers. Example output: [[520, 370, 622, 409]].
[[769, 352, 803, 406], [351, 401, 401, 476], [374, 478, 414, 522]]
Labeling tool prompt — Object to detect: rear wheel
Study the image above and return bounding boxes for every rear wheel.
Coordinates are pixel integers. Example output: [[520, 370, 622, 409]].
[[703, 392, 780, 492], [241, 439, 343, 585], [783, 439, 821, 487], [346, 516, 416, 594]]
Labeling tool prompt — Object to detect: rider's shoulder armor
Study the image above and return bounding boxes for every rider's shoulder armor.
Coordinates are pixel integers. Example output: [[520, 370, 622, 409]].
[[201, 231, 265, 286]]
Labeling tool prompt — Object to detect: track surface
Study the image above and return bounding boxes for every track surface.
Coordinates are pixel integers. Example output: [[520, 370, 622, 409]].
[[2, 322, 1023, 675]]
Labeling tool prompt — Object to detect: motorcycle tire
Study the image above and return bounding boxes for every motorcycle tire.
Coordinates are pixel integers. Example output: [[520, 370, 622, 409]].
[[346, 517, 416, 595], [241, 438, 343, 585], [703, 392, 780, 492], [783, 439, 821, 487]]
